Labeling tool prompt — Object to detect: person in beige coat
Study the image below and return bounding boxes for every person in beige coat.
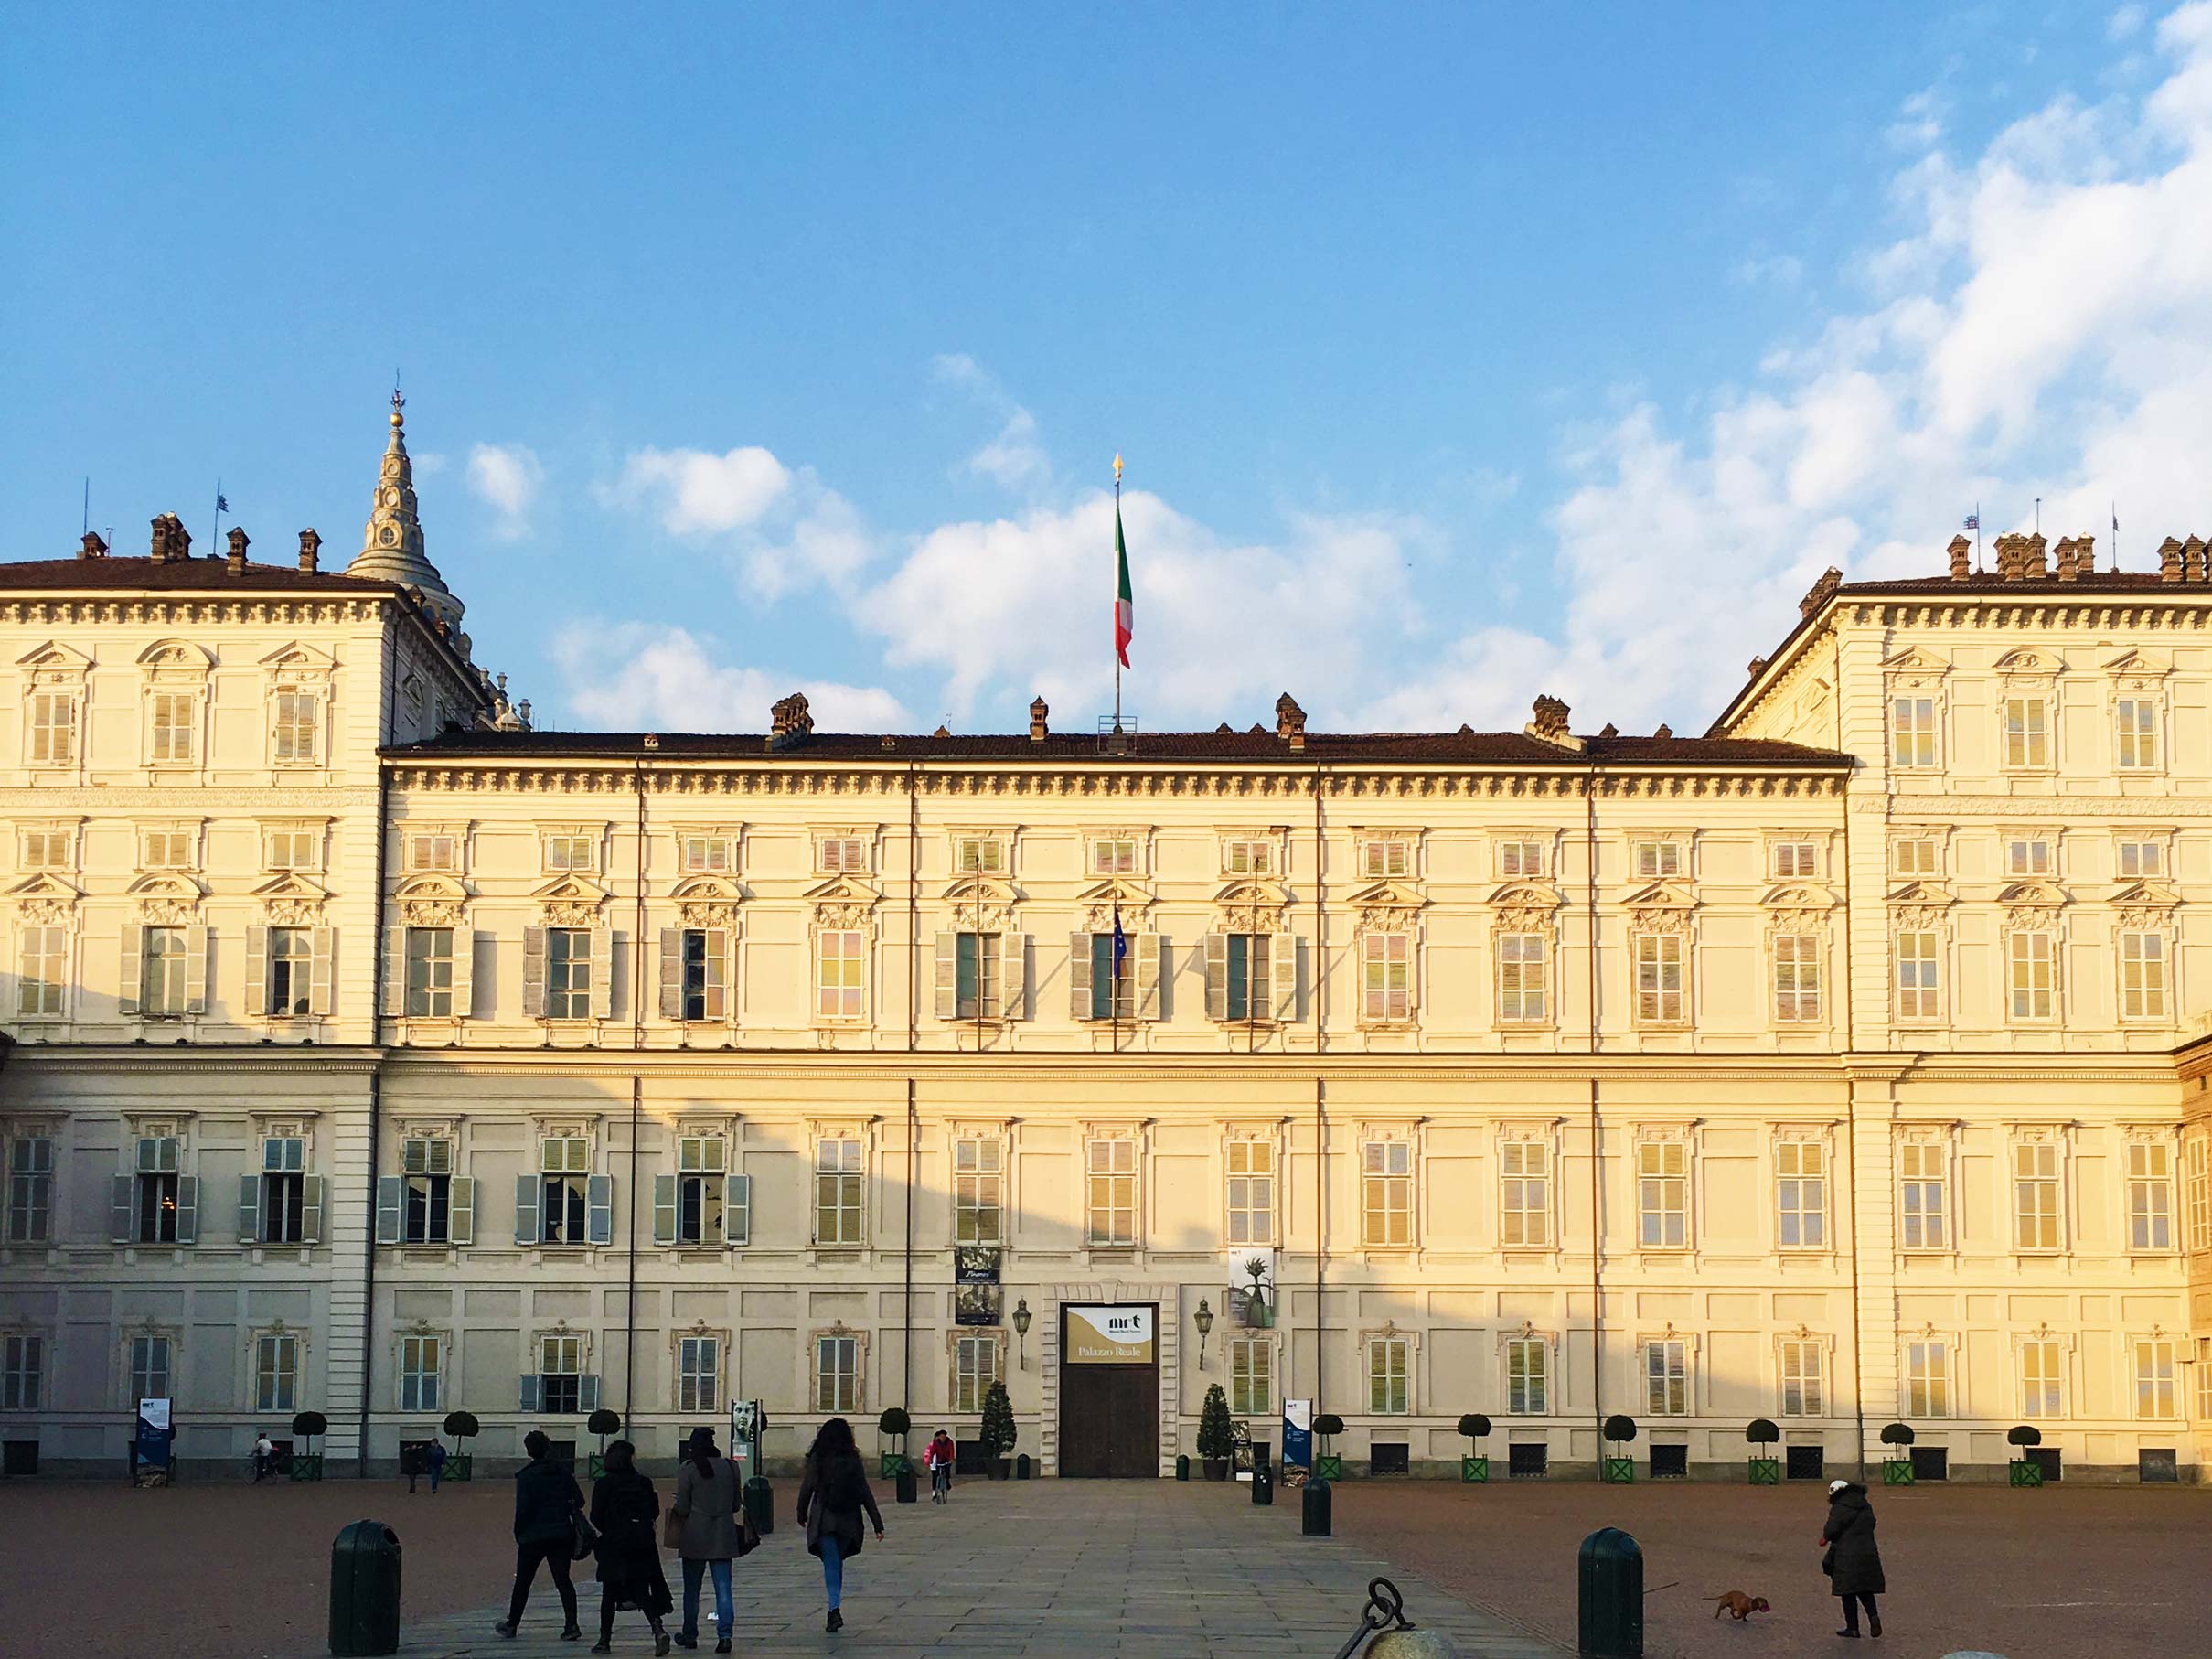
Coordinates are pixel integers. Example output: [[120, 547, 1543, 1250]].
[[669, 1427, 742, 1653]]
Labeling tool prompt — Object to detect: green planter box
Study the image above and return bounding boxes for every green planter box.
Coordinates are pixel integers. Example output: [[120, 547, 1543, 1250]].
[[1459, 1455, 1489, 1484], [1314, 1454, 1343, 1482], [445, 1453, 473, 1482], [1747, 1457, 1780, 1485], [2009, 1459, 2044, 1487], [879, 1452, 911, 1479], [587, 1453, 608, 1481], [1881, 1459, 1914, 1486], [290, 1452, 324, 1482], [1601, 1457, 1636, 1484]]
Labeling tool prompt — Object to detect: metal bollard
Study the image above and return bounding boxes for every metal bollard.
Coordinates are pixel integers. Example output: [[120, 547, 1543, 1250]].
[[328, 1520, 401, 1657], [1576, 1527, 1642, 1659], [1301, 1474, 1332, 1536], [1176, 1452, 1191, 1482], [1252, 1455, 1273, 1505]]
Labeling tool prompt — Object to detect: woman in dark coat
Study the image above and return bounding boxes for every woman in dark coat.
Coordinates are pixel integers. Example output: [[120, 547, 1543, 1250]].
[[796, 1417, 884, 1633], [497, 1429, 584, 1640], [1820, 1478, 1886, 1638], [589, 1440, 673, 1654]]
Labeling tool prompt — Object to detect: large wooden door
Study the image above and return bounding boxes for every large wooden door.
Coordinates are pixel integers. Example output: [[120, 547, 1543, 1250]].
[[1059, 1364, 1159, 1477]]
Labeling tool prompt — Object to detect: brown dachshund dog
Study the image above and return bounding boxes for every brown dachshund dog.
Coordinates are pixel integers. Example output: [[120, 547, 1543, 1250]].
[[1710, 1591, 1770, 1621]]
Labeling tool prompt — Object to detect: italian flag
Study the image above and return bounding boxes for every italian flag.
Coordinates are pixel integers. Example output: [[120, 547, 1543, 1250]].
[[1114, 495, 1134, 668]]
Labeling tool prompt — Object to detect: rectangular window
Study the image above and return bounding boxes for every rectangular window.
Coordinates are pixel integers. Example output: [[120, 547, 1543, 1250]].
[[1643, 1340, 1689, 1415], [1904, 1340, 1950, 1418], [16, 924, 64, 1018], [1779, 1341, 1824, 1416], [1498, 935, 1548, 1023], [1085, 1138, 1137, 1246], [1634, 840, 1683, 879], [1224, 932, 1271, 1022], [129, 1334, 172, 1403], [2121, 933, 2167, 1021], [547, 929, 592, 1020], [1223, 839, 1272, 876], [1228, 1337, 1272, 1416], [1362, 932, 1411, 1022], [272, 691, 317, 763], [135, 1135, 182, 1244], [150, 691, 195, 763], [1505, 1338, 1548, 1414], [2006, 839, 2054, 877], [1891, 696, 1937, 767], [1898, 1143, 1948, 1250], [1635, 934, 1683, 1023], [538, 1136, 589, 1246], [676, 1135, 727, 1247], [814, 1335, 859, 1413], [817, 930, 864, 1021], [400, 1333, 442, 1413], [264, 829, 318, 871], [260, 1136, 306, 1245], [1088, 932, 1136, 1021], [2116, 699, 2158, 769], [544, 834, 593, 872], [1500, 1142, 1550, 1247], [2008, 932, 2055, 1021], [1497, 840, 1542, 878], [953, 1334, 999, 1414], [2004, 695, 2049, 768], [1362, 1140, 1412, 1247], [404, 927, 454, 1019], [814, 1139, 863, 1246], [679, 929, 727, 1022], [1225, 1141, 1275, 1247], [680, 835, 731, 874], [539, 1333, 582, 1415], [1090, 838, 1138, 875], [1363, 839, 1411, 879], [678, 1335, 721, 1414], [1892, 838, 1938, 877], [2, 1335, 43, 1410], [954, 837, 1003, 875], [2020, 1340, 2063, 1418], [2014, 1142, 2061, 1252], [1773, 936, 1822, 1022], [406, 832, 457, 872], [140, 926, 187, 1018], [20, 829, 69, 870], [401, 1138, 453, 1246], [2118, 840, 2164, 878], [2127, 1142, 2173, 1251], [2134, 1339, 2176, 1418], [29, 691, 77, 765], [1367, 1337, 1409, 1415], [1771, 842, 1815, 879], [265, 927, 313, 1018], [2202, 1340, 2212, 1425], [952, 1138, 1002, 1245], [255, 1333, 298, 1414], [817, 837, 865, 873], [954, 931, 1000, 1020], [6, 1137, 53, 1243], [140, 830, 192, 869], [2185, 1138, 2211, 1254], [1777, 1141, 1826, 1249], [1895, 931, 1940, 1021], [1637, 1140, 1688, 1249]]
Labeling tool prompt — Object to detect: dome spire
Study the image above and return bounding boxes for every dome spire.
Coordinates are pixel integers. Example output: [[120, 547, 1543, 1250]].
[[346, 385, 463, 626]]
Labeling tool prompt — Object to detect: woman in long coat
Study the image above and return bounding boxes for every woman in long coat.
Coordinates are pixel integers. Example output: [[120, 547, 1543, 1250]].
[[590, 1440, 673, 1654], [796, 1418, 884, 1633], [1819, 1478, 1886, 1639], [671, 1426, 743, 1652]]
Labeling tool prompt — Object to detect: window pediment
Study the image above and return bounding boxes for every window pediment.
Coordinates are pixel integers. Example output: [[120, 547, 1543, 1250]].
[[671, 875, 743, 928], [1213, 878, 1289, 933], [1993, 648, 2059, 682], [1075, 875, 1153, 931], [135, 638, 215, 674], [16, 640, 91, 677], [1488, 881, 1559, 910], [259, 641, 337, 677], [1996, 879, 2068, 910], [125, 872, 206, 901], [395, 872, 468, 926], [1885, 880, 1953, 907], [806, 875, 879, 933], [936, 873, 1017, 904], [1344, 878, 1424, 927], [1622, 880, 1694, 911], [251, 872, 329, 904], [7, 871, 80, 904], [2103, 648, 2170, 687], [1880, 646, 1950, 678], [531, 873, 607, 904], [1760, 883, 1835, 911]]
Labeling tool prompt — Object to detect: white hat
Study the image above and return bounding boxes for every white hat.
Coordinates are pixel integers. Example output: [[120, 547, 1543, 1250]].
[[1828, 1479, 1849, 1493]]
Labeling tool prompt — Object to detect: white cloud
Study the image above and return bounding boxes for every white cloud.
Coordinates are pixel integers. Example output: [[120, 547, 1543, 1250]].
[[598, 445, 869, 602], [933, 352, 1052, 494], [550, 622, 908, 733], [2110, 4, 2148, 40], [603, 445, 791, 535], [1729, 254, 1805, 288], [466, 443, 543, 541]]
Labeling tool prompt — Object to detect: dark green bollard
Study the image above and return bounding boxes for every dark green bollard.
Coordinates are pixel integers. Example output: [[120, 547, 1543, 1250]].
[[743, 1474, 774, 1536], [1300, 1475, 1331, 1536], [1016, 1452, 1031, 1480], [1251, 1456, 1273, 1505], [1176, 1453, 1191, 1482], [328, 1520, 401, 1656], [1577, 1526, 1643, 1658]]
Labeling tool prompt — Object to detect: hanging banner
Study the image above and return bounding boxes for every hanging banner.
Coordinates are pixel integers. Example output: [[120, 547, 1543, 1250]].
[[1063, 1304, 1155, 1364], [1283, 1398, 1313, 1468]]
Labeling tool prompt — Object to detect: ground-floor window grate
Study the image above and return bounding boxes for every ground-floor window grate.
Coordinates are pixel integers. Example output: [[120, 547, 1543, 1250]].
[[1507, 1442, 1548, 1478], [1785, 1444, 1825, 1481]]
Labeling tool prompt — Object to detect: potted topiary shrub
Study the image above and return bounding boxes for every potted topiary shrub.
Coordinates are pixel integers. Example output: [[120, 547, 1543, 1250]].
[[290, 1410, 328, 1481], [877, 1407, 913, 1478], [978, 1381, 1017, 1479], [1746, 1418, 1781, 1485], [1602, 1415, 1638, 1484], [1879, 1422, 1916, 1486], [586, 1407, 622, 1479], [1312, 1413, 1345, 1482], [1197, 1383, 1235, 1481], [2007, 1424, 2045, 1487], [1457, 1414, 1491, 1484], [443, 1409, 479, 1482]]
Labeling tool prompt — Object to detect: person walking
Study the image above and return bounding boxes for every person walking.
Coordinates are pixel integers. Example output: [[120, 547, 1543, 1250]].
[[1819, 1477, 1886, 1639], [796, 1418, 884, 1633], [670, 1427, 742, 1654], [497, 1429, 584, 1641], [404, 1441, 423, 1494], [252, 1430, 275, 1482], [923, 1430, 955, 1504], [588, 1440, 673, 1654], [426, 1436, 448, 1493]]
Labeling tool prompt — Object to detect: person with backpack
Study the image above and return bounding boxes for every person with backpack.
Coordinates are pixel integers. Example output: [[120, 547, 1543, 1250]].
[[670, 1426, 743, 1653], [496, 1429, 584, 1641], [796, 1418, 884, 1633], [922, 1429, 956, 1504], [588, 1440, 673, 1654]]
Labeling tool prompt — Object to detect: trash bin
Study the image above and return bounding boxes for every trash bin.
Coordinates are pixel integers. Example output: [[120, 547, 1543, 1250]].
[[1251, 1456, 1273, 1505], [743, 1474, 774, 1536], [1576, 1526, 1643, 1659], [894, 1465, 918, 1504], [1016, 1452, 1031, 1480], [1300, 1475, 1331, 1536], [1175, 1453, 1191, 1482], [329, 1520, 401, 1657]]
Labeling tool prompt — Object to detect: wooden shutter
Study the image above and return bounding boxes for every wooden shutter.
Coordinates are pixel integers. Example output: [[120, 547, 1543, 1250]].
[[173, 1175, 198, 1244], [309, 927, 335, 1017], [1203, 933, 1228, 1021], [722, 1173, 751, 1246], [934, 932, 958, 1020], [589, 926, 614, 1020], [518, 1374, 541, 1412], [1138, 934, 1163, 1021], [1001, 932, 1028, 1020], [244, 926, 269, 1020], [1273, 934, 1298, 1022], [705, 929, 730, 1021], [301, 1174, 325, 1244], [586, 1174, 614, 1246], [521, 926, 547, 1019], [382, 926, 403, 1022], [375, 1176, 404, 1245], [112, 1175, 135, 1243], [658, 928, 684, 1020], [119, 927, 142, 1016], [513, 1174, 540, 1246], [183, 925, 208, 1014], [653, 1174, 679, 1246], [448, 1177, 476, 1246], [579, 1374, 601, 1413], [451, 928, 475, 1019], [1068, 931, 1094, 1019], [238, 1175, 262, 1244]]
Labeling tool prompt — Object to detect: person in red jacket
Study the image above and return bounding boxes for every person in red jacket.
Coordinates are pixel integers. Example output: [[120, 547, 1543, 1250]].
[[922, 1429, 956, 1504]]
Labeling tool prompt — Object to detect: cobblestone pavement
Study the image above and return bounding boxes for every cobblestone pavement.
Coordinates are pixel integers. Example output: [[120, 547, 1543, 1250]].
[[390, 1481, 1564, 1659]]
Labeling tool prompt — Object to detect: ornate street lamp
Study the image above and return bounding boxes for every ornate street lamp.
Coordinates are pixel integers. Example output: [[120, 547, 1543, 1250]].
[[1012, 1298, 1032, 1370], [1194, 1299, 1215, 1370]]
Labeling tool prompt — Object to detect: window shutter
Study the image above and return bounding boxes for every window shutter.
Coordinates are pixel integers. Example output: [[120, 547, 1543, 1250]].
[[382, 926, 402, 1022], [173, 1175, 198, 1244], [310, 928, 335, 1017], [590, 926, 614, 1020], [244, 926, 269, 1020], [706, 929, 730, 1021], [518, 1374, 541, 1412], [449, 1177, 476, 1246], [653, 1174, 679, 1247], [119, 927, 143, 1016], [1068, 932, 1094, 1019], [514, 1174, 540, 1246], [375, 1176, 403, 1246], [111, 1175, 135, 1243], [1138, 934, 1163, 1021], [183, 925, 208, 1014], [658, 928, 684, 1021], [934, 932, 958, 1020], [723, 1173, 751, 1246], [1204, 933, 1228, 1021], [238, 1174, 262, 1244], [1273, 935, 1298, 1022], [522, 926, 547, 1019], [580, 1374, 601, 1413], [1002, 932, 1028, 1020], [586, 1174, 614, 1246], [301, 1174, 325, 1244]]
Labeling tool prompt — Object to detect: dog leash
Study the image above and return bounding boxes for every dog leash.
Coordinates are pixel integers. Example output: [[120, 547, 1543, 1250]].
[[1643, 1580, 1682, 1595]]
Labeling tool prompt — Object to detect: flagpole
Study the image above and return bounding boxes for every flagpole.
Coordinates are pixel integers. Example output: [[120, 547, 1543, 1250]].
[[1974, 501, 1981, 573], [1113, 455, 1124, 733]]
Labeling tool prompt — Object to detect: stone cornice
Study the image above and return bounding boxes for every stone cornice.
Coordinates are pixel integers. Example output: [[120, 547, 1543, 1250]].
[[4, 595, 397, 629]]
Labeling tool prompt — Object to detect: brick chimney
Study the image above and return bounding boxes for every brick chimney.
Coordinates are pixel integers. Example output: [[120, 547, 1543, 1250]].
[[2159, 536, 2184, 582], [2074, 533, 2096, 575], [1028, 696, 1049, 744], [2024, 533, 2048, 579], [80, 530, 108, 561], [2187, 537, 2208, 583], [1275, 693, 1307, 751], [298, 529, 322, 573], [2053, 537, 2078, 582], [766, 691, 815, 751], [1525, 693, 1584, 751], [148, 513, 189, 563], [1799, 566, 1843, 618], [1993, 534, 2019, 580], [1947, 535, 1971, 580], [226, 526, 250, 573]]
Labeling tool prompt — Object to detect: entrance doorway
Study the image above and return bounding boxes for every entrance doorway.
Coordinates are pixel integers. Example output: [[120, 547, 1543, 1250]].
[[1057, 1304, 1159, 1478]]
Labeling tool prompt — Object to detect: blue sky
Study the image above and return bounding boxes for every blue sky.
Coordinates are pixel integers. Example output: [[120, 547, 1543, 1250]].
[[5, 4, 2208, 735]]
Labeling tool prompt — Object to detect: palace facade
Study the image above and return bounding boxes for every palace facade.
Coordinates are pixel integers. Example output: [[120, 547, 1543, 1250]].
[[3, 402, 2210, 1483]]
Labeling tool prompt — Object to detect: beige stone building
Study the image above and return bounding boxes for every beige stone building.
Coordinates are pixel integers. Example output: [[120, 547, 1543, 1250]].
[[2, 404, 2208, 1484]]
